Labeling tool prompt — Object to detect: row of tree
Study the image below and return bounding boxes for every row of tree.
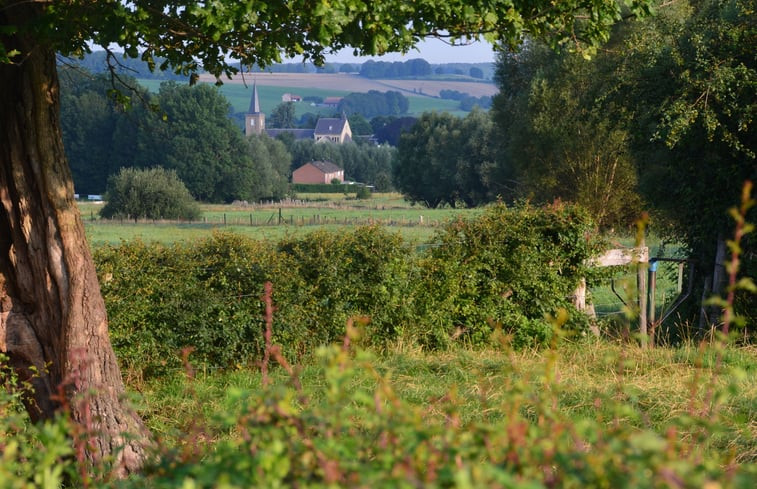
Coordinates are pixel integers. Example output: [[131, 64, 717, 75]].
[[359, 59, 432, 78], [61, 71, 290, 202], [338, 90, 410, 118]]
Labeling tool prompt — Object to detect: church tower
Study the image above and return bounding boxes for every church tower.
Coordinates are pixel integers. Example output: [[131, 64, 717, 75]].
[[245, 81, 265, 136]]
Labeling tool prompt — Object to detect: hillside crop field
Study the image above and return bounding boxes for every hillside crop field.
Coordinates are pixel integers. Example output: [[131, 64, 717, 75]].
[[197, 72, 499, 98], [139, 72, 493, 117]]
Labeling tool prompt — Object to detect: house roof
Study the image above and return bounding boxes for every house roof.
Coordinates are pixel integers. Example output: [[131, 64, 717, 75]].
[[304, 160, 343, 174], [314, 118, 348, 135]]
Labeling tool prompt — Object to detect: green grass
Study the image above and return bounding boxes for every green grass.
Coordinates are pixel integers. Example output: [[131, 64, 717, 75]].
[[79, 194, 480, 246], [133, 340, 757, 463]]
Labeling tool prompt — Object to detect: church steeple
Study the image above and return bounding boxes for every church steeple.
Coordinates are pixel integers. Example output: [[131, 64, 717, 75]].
[[249, 81, 261, 114], [245, 81, 265, 136]]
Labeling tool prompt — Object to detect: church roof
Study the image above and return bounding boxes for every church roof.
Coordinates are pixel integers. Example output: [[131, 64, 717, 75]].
[[314, 118, 348, 135], [248, 81, 261, 114]]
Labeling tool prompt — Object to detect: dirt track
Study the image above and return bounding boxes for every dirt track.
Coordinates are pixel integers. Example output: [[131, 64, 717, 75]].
[[198, 72, 498, 98]]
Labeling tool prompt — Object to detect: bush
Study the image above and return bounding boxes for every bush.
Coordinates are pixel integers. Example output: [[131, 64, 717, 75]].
[[276, 226, 413, 346], [96, 227, 412, 376], [100, 167, 201, 221], [292, 183, 352, 193], [96, 233, 301, 375], [406, 201, 602, 348]]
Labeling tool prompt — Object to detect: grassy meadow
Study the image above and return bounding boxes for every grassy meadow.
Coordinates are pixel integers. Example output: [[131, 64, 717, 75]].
[[79, 193, 479, 246], [138, 339, 757, 464]]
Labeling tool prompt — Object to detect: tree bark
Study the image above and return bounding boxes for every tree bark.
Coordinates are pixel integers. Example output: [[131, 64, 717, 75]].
[[0, 4, 149, 477]]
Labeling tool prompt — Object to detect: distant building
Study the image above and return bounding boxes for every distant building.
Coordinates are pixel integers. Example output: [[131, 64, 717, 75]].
[[245, 86, 352, 144], [292, 161, 344, 184], [282, 93, 302, 102], [314, 116, 352, 144], [322, 96, 342, 107]]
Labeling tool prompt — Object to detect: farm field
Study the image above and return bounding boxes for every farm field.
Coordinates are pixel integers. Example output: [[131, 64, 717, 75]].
[[138, 72, 489, 117], [196, 72, 499, 98]]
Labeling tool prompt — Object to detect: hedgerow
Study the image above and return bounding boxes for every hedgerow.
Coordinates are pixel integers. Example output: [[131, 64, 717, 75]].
[[95, 203, 601, 376]]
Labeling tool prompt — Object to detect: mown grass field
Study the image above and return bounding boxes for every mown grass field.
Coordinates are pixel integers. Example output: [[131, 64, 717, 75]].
[[79, 193, 479, 246]]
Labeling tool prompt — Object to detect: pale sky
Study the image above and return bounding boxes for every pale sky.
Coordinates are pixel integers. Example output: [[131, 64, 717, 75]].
[[323, 38, 498, 64]]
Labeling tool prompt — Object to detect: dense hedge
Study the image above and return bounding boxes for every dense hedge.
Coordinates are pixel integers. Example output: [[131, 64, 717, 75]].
[[292, 183, 354, 193], [409, 202, 601, 348], [95, 202, 601, 376]]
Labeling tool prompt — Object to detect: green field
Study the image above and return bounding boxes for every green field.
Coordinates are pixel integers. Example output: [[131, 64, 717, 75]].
[[79, 193, 479, 246], [137, 78, 466, 117]]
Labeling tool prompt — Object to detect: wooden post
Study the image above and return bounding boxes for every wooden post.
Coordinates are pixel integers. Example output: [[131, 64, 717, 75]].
[[648, 260, 657, 347], [637, 239, 648, 348]]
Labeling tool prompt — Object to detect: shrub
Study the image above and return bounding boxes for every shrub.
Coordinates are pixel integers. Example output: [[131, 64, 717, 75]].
[[406, 201, 602, 348], [96, 227, 412, 376], [354, 185, 371, 199], [96, 233, 300, 375], [276, 226, 414, 346], [100, 167, 201, 221], [96, 204, 603, 376]]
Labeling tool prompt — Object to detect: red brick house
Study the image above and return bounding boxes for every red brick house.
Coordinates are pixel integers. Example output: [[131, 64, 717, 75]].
[[292, 161, 344, 184]]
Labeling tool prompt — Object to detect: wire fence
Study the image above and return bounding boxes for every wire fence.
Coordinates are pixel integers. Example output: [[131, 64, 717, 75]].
[[588, 260, 686, 320]]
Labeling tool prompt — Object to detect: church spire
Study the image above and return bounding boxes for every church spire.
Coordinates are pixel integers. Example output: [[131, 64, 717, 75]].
[[245, 80, 265, 136], [248, 80, 261, 114]]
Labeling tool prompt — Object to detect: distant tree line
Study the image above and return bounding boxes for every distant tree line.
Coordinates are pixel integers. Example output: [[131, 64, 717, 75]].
[[438, 90, 493, 110], [338, 90, 409, 118], [60, 69, 289, 202], [359, 59, 432, 78]]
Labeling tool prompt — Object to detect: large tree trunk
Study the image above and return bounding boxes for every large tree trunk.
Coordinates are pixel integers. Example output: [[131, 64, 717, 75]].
[[0, 4, 148, 477]]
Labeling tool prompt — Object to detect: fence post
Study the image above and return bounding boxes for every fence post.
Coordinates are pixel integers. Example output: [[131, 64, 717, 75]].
[[648, 259, 658, 346], [638, 238, 648, 348]]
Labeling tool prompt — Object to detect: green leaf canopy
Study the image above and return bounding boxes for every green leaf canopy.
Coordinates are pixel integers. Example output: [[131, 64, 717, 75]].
[[4, 0, 653, 76]]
